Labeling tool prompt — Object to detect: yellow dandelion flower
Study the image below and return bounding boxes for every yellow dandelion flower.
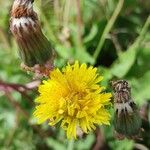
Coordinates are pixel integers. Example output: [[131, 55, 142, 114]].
[[33, 61, 112, 139]]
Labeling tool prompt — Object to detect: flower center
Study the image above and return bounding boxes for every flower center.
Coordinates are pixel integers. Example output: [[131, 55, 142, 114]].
[[61, 91, 87, 118]]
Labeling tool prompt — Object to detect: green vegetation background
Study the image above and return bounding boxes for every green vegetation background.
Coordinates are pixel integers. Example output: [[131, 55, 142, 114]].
[[0, 0, 150, 149]]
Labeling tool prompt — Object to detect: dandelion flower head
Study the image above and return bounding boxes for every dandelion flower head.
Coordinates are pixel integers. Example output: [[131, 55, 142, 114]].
[[33, 61, 112, 139]]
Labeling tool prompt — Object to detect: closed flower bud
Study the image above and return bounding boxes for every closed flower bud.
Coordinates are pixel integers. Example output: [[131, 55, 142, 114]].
[[10, 0, 55, 77]]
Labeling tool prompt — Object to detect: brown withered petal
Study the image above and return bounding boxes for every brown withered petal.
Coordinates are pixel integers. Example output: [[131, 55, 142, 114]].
[[10, 0, 55, 77]]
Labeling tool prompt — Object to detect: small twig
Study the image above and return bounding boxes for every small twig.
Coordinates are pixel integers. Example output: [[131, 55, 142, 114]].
[[0, 80, 37, 91], [112, 28, 129, 34], [110, 33, 122, 55], [0, 80, 40, 104], [25, 80, 41, 89]]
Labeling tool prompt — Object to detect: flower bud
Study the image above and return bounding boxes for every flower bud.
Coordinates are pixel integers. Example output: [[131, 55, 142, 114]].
[[10, 0, 55, 77]]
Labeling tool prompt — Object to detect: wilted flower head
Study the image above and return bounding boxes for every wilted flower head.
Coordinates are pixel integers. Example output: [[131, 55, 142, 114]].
[[10, 0, 55, 77], [111, 80, 142, 140], [33, 61, 112, 139]]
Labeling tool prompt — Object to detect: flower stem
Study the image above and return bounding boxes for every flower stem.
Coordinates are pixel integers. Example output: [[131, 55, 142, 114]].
[[135, 15, 150, 44], [67, 139, 74, 150], [93, 0, 124, 61]]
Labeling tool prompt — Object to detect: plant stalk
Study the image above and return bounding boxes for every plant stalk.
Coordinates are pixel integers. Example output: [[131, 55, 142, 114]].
[[93, 0, 124, 61]]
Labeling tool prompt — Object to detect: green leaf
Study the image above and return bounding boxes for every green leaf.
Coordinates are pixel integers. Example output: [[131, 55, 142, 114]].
[[131, 71, 150, 105], [46, 138, 66, 150], [130, 47, 150, 77], [83, 24, 98, 43], [110, 16, 150, 78], [75, 48, 95, 64], [56, 45, 73, 59], [109, 139, 134, 150], [110, 44, 138, 78], [75, 134, 95, 150]]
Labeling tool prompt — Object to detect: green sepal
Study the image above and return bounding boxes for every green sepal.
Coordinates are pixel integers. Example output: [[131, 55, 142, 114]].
[[114, 110, 142, 136], [17, 30, 55, 67]]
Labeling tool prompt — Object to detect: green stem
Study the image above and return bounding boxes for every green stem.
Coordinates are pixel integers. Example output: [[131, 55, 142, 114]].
[[136, 15, 150, 44], [93, 0, 124, 61], [67, 139, 74, 150], [126, 15, 150, 53]]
